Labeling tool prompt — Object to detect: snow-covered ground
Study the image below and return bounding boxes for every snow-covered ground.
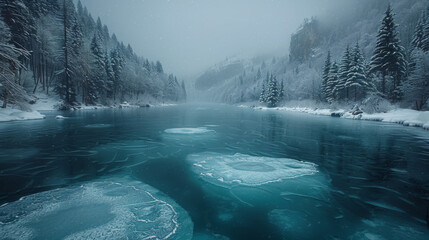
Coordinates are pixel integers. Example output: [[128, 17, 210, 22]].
[[241, 103, 429, 130], [0, 93, 178, 122], [0, 108, 45, 122]]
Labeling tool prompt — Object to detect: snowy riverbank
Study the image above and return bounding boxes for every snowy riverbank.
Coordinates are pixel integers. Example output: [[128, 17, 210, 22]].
[[241, 104, 429, 130], [0, 108, 46, 122], [0, 95, 177, 123]]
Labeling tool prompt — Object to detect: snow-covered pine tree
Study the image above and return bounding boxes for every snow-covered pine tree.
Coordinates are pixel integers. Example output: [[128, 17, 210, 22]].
[[0, 14, 30, 108], [370, 4, 407, 102], [156, 61, 163, 74], [110, 47, 124, 101], [95, 17, 104, 43], [0, 0, 33, 50], [55, 0, 82, 106], [279, 80, 285, 102], [0, 0, 34, 85], [402, 49, 429, 110], [422, 10, 429, 52], [321, 51, 331, 102], [266, 75, 279, 108], [104, 51, 115, 100], [412, 12, 426, 50], [166, 74, 178, 101], [347, 42, 368, 101], [335, 45, 352, 101], [143, 59, 151, 72], [260, 72, 270, 103], [90, 34, 106, 102], [326, 62, 339, 103], [73, 38, 93, 106], [259, 81, 266, 103]]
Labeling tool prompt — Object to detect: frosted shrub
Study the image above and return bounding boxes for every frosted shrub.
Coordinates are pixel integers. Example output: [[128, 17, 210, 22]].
[[360, 93, 393, 114]]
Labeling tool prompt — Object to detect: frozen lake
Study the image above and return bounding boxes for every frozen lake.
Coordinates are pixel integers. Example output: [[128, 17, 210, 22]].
[[0, 104, 428, 239]]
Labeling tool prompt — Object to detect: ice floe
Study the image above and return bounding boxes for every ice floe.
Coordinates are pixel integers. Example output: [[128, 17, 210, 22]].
[[164, 127, 215, 135], [187, 152, 318, 186], [0, 178, 193, 240]]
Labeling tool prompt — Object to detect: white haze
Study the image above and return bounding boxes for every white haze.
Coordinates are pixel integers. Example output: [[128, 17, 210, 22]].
[[83, 0, 343, 78]]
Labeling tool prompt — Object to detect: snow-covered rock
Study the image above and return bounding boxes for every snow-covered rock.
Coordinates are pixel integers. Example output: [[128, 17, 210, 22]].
[[357, 109, 429, 129]]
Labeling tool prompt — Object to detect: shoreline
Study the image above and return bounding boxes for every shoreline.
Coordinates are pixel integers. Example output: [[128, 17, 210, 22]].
[[239, 104, 429, 131]]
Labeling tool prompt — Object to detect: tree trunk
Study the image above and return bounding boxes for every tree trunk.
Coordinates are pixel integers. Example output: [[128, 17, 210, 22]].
[[346, 87, 349, 101], [33, 78, 40, 94], [354, 86, 357, 102], [63, 0, 70, 104], [46, 59, 50, 95], [2, 90, 7, 108]]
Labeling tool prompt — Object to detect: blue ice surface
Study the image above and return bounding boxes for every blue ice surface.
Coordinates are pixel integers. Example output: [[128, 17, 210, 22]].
[[0, 178, 193, 240]]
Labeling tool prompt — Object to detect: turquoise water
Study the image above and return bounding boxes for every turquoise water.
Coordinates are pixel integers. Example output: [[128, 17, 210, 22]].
[[0, 104, 428, 239]]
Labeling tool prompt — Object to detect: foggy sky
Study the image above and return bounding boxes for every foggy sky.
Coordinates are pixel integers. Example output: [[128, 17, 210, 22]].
[[83, 0, 339, 78]]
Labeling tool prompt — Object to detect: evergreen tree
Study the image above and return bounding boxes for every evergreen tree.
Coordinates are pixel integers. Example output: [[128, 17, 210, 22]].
[[370, 4, 407, 101], [402, 50, 429, 110], [90, 34, 106, 102], [326, 62, 339, 103], [279, 80, 285, 101], [422, 11, 429, 52], [143, 59, 151, 71], [259, 73, 273, 104], [55, 0, 82, 105], [259, 81, 266, 103], [0, 15, 29, 108], [165, 74, 174, 100], [0, 0, 33, 49], [347, 42, 368, 101], [321, 51, 331, 102], [110, 47, 124, 101], [104, 52, 114, 99], [156, 61, 163, 73], [336, 45, 352, 101], [0, 0, 34, 84], [412, 12, 426, 50], [266, 75, 279, 108]]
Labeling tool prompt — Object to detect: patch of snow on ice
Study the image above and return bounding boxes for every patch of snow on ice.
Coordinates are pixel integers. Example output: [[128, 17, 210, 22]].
[[0, 178, 193, 240], [187, 152, 318, 186]]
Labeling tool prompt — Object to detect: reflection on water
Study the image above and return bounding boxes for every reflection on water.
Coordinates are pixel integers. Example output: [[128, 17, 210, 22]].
[[0, 104, 428, 239]]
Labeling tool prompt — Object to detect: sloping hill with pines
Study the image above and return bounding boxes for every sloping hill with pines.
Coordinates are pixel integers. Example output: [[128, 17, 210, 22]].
[[0, 0, 186, 110], [193, 0, 428, 112]]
